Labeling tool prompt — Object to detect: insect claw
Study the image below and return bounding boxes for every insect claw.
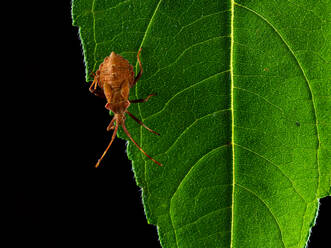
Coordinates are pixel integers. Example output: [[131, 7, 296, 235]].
[[95, 159, 102, 168]]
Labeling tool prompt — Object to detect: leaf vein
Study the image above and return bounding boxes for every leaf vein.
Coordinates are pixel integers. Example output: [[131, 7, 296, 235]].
[[234, 1, 321, 198], [236, 183, 286, 248], [159, 109, 231, 157], [173, 10, 231, 41], [234, 86, 285, 113], [169, 145, 231, 244], [235, 143, 307, 203], [91, 0, 97, 71], [176, 206, 232, 232], [169, 144, 230, 204], [144, 70, 230, 120], [143, 35, 231, 82]]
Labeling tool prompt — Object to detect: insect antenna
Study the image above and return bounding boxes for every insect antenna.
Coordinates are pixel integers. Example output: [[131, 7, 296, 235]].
[[126, 110, 160, 136], [121, 122, 163, 166], [95, 119, 119, 168]]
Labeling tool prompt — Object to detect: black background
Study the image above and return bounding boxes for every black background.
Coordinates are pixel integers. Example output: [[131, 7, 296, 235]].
[[10, 1, 330, 247], [11, 1, 161, 247]]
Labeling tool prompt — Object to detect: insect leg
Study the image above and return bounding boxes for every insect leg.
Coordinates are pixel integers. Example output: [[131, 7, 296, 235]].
[[95, 120, 119, 168], [129, 93, 156, 103], [121, 121, 163, 166], [89, 76, 98, 93], [106, 118, 116, 131], [132, 48, 143, 87], [126, 110, 160, 135], [89, 77, 106, 99]]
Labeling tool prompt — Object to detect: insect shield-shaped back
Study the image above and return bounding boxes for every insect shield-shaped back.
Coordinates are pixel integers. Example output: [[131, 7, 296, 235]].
[[89, 49, 162, 168], [98, 52, 134, 110], [111, 52, 134, 80], [103, 52, 134, 88]]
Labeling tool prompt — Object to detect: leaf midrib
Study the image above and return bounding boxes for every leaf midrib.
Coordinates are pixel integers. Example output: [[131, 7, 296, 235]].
[[131, 1, 236, 247], [88, 0, 323, 247], [230, 0, 235, 247]]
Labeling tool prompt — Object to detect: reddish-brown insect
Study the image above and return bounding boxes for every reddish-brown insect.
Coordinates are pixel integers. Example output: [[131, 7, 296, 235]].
[[89, 49, 162, 168]]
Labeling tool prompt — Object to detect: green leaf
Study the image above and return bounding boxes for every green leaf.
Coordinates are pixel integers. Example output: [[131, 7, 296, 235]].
[[72, 0, 331, 247]]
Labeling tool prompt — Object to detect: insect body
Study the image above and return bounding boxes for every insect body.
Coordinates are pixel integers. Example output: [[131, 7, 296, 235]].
[[89, 49, 162, 168]]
